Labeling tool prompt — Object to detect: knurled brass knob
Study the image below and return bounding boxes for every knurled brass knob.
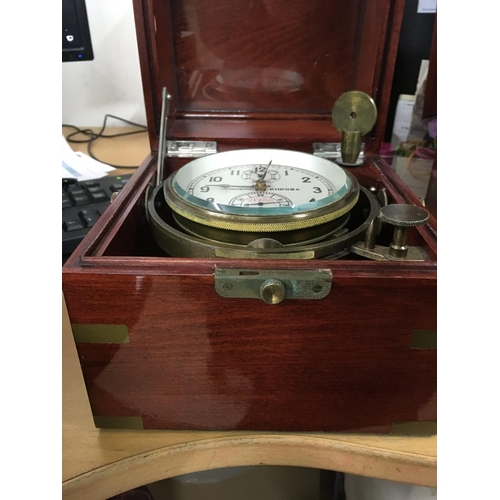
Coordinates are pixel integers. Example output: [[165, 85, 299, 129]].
[[378, 204, 429, 258], [260, 279, 286, 305]]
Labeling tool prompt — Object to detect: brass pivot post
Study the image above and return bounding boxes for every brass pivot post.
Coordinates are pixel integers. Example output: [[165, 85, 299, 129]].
[[331, 91, 378, 165]]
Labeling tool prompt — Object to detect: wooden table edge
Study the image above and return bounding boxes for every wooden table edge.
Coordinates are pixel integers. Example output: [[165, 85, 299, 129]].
[[62, 431, 436, 499]]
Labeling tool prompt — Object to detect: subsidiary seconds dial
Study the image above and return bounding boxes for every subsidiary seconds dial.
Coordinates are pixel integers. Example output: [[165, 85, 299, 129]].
[[229, 193, 293, 207]]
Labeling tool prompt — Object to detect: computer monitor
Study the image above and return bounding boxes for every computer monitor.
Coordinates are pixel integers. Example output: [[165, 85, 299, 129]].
[[62, 0, 94, 62]]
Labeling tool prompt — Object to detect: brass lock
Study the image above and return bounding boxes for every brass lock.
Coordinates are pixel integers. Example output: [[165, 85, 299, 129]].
[[214, 269, 332, 305]]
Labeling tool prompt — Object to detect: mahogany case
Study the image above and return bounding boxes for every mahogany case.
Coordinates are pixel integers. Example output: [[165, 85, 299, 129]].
[[62, 0, 437, 433]]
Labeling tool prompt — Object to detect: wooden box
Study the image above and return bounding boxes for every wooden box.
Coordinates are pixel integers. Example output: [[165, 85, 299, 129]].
[[62, 0, 437, 433]]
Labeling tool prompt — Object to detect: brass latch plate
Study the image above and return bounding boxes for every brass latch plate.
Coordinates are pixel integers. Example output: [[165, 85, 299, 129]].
[[214, 269, 332, 304]]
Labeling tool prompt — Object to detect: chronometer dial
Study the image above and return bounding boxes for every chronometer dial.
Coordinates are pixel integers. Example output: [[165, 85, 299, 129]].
[[184, 163, 335, 210], [164, 149, 359, 235]]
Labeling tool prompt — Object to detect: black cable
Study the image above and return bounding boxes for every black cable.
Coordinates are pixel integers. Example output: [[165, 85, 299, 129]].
[[62, 114, 148, 169]]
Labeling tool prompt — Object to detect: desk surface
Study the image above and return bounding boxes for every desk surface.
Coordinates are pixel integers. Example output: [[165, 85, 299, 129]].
[[62, 125, 151, 175], [62, 127, 436, 500]]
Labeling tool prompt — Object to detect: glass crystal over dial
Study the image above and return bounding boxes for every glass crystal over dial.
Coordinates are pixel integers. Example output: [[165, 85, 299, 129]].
[[163, 149, 359, 234]]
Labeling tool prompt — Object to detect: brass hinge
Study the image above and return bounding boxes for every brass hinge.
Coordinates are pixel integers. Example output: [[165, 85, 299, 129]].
[[313, 142, 365, 161], [167, 140, 218, 158]]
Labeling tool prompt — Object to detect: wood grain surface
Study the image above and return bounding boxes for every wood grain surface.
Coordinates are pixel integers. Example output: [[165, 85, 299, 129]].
[[63, 295, 437, 500], [134, 0, 405, 154], [61, 137, 437, 496], [62, 129, 436, 433], [63, 263, 436, 432]]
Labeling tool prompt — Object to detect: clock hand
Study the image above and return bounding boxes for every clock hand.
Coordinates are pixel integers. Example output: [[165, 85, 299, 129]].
[[254, 160, 273, 192], [243, 201, 282, 206], [204, 184, 255, 188], [258, 160, 273, 180]]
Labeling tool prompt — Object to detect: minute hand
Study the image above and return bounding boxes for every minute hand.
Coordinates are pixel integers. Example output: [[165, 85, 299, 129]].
[[204, 184, 257, 188]]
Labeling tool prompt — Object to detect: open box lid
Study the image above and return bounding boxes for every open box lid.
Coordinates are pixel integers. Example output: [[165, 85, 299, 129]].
[[133, 0, 405, 154]]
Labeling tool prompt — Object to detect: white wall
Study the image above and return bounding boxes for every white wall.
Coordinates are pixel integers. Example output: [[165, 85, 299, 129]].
[[62, 0, 146, 127]]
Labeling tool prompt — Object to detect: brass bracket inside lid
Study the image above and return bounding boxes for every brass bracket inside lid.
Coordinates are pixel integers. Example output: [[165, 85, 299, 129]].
[[156, 87, 172, 187]]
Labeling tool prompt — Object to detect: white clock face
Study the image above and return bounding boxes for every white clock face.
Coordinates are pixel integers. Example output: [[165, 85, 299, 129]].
[[172, 149, 352, 216]]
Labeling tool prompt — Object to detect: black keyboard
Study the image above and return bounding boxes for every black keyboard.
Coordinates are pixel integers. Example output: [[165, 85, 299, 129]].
[[62, 174, 132, 260]]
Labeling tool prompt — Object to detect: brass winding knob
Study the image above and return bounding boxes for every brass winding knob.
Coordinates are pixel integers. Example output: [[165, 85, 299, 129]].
[[378, 204, 429, 258]]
